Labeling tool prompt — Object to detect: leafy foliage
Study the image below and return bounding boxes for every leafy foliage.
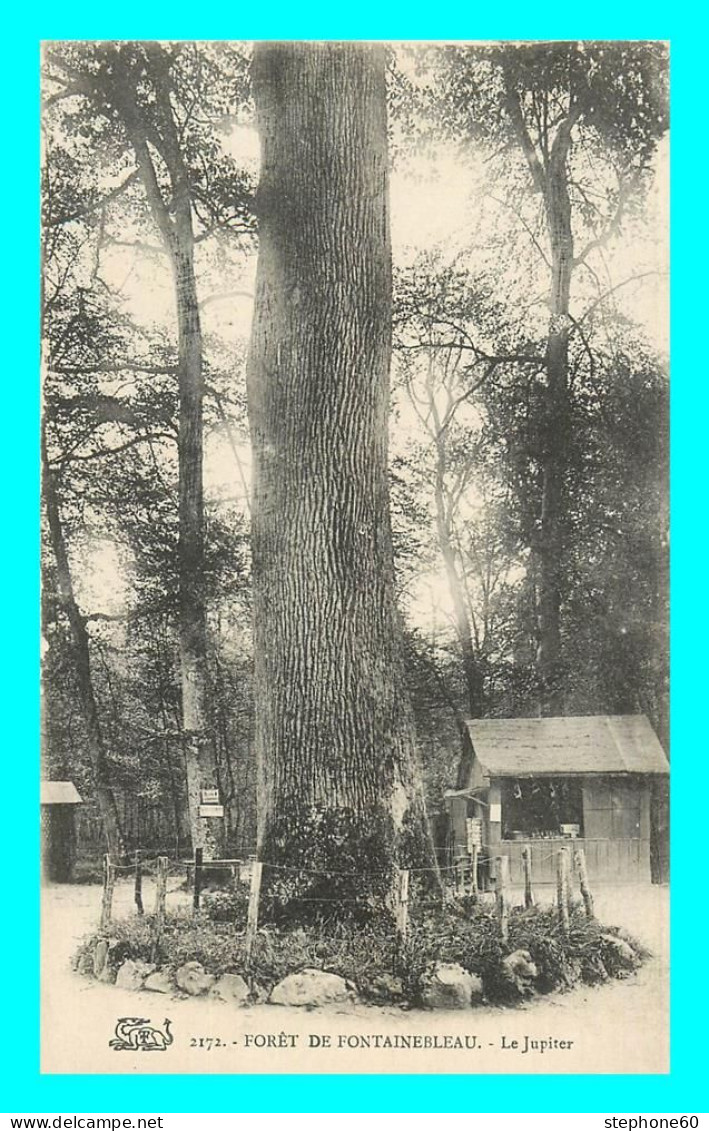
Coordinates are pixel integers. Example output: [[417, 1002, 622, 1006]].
[[74, 896, 647, 1005], [43, 41, 668, 869]]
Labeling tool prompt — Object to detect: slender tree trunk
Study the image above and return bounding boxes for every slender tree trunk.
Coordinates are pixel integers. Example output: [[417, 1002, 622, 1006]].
[[109, 52, 225, 857], [41, 433, 125, 858], [536, 134, 574, 717], [247, 42, 436, 896], [535, 151, 574, 714], [506, 86, 578, 718], [155, 649, 191, 852], [171, 220, 224, 858], [432, 433, 481, 788]]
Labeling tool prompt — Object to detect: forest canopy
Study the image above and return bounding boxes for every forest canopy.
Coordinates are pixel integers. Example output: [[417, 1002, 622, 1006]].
[[40, 40, 668, 871]]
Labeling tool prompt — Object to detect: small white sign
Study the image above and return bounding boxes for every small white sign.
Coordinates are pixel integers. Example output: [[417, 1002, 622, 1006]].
[[489, 803, 502, 823], [201, 788, 220, 804], [199, 804, 224, 818]]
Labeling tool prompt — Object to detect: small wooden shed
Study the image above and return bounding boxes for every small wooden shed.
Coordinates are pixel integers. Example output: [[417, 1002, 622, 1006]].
[[41, 780, 83, 882], [446, 715, 669, 886]]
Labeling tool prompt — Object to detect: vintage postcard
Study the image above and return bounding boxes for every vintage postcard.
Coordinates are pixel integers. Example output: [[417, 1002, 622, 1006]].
[[40, 39, 669, 1076]]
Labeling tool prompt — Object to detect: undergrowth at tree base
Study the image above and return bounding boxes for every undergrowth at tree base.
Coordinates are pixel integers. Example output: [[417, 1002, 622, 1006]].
[[73, 891, 649, 1007]]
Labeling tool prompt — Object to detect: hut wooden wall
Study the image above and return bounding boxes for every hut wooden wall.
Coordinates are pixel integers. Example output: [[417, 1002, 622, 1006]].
[[485, 776, 653, 884]]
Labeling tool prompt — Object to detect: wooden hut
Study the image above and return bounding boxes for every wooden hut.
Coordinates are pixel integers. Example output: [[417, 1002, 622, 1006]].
[[445, 715, 668, 886], [41, 780, 82, 882]]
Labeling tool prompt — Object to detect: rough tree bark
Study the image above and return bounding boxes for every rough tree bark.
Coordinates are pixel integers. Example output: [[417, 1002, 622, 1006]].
[[247, 42, 436, 896], [42, 430, 125, 859]]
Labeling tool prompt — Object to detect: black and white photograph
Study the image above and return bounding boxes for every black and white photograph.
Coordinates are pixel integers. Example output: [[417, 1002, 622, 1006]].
[[39, 39, 669, 1075]]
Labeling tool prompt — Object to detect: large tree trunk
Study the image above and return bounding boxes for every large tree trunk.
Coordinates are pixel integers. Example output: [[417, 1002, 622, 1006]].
[[247, 42, 436, 898], [41, 432, 125, 859]]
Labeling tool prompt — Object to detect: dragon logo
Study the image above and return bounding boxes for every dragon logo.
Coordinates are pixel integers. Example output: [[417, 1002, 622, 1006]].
[[110, 1017, 173, 1052]]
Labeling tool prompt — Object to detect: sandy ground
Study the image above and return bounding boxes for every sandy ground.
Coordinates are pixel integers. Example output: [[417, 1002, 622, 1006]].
[[41, 879, 669, 1075]]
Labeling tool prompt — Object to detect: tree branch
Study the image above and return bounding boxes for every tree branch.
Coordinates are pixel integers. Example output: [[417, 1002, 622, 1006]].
[[49, 431, 176, 466], [45, 170, 141, 228], [576, 270, 666, 329], [503, 86, 546, 194]]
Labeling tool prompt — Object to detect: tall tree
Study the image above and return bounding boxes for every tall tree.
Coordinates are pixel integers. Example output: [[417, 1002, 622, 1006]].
[[393, 257, 543, 778], [436, 41, 668, 713], [247, 42, 436, 898], [42, 426, 126, 858], [44, 42, 254, 854]]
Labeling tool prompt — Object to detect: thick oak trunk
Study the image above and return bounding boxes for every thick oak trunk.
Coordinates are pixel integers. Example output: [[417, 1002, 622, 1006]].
[[247, 43, 435, 894], [42, 434, 125, 859]]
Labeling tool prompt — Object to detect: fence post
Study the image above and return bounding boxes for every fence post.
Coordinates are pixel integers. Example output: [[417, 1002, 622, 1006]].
[[395, 868, 410, 946], [521, 846, 535, 909], [469, 845, 479, 895], [455, 857, 465, 897], [151, 855, 168, 962], [244, 859, 263, 971], [556, 847, 571, 936], [574, 846, 595, 919], [134, 850, 144, 916], [495, 855, 510, 943], [100, 853, 115, 933], [193, 847, 204, 916]]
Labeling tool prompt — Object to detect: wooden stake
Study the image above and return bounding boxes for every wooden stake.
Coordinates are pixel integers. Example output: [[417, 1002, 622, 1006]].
[[556, 847, 571, 936], [395, 868, 410, 944], [151, 855, 168, 961], [470, 845, 479, 895], [244, 859, 263, 970], [455, 859, 465, 897], [574, 846, 594, 919], [521, 846, 535, 909], [100, 853, 115, 933], [495, 855, 510, 943], [193, 847, 203, 916], [134, 850, 144, 916]]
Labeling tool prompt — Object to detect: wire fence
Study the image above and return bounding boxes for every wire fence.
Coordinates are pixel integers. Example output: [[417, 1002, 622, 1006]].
[[96, 841, 597, 965]]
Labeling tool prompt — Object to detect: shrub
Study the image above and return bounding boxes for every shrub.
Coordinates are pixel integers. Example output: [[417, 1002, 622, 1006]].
[[74, 896, 649, 1006], [202, 884, 250, 926]]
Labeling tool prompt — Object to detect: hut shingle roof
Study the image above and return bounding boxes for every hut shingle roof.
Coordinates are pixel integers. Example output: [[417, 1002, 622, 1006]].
[[466, 715, 668, 778]]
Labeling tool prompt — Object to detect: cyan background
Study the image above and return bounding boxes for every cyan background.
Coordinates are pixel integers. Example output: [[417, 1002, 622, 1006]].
[[6, 5, 698, 1113]]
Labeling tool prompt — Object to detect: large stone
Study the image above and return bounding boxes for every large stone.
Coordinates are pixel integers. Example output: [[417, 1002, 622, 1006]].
[[209, 973, 250, 1006], [421, 962, 482, 1009], [115, 959, 155, 991], [269, 968, 355, 1008], [176, 961, 216, 996], [501, 949, 538, 995], [144, 970, 175, 994]]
